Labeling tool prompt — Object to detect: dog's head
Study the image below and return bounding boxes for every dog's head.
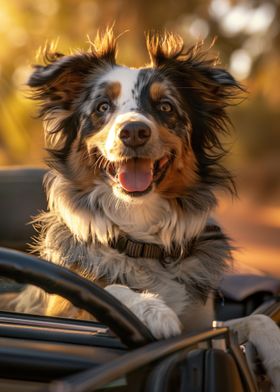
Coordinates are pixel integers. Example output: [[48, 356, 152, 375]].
[[28, 31, 241, 204]]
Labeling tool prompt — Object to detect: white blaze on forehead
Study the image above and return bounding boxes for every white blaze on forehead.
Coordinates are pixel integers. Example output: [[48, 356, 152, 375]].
[[99, 66, 155, 160], [100, 66, 141, 110]]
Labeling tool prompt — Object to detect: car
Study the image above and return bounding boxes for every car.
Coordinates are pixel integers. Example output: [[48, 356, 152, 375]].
[[0, 167, 279, 392]]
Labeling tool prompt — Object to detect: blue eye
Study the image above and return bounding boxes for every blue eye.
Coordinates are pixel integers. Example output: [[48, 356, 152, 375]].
[[158, 101, 173, 113], [97, 101, 111, 113]]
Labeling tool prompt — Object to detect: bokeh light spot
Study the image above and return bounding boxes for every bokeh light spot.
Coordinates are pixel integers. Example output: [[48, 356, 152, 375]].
[[229, 49, 252, 80]]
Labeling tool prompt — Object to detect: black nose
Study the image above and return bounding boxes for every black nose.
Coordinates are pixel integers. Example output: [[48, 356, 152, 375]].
[[119, 122, 151, 148]]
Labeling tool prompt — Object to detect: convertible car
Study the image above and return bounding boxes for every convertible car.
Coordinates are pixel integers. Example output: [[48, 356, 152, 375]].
[[0, 167, 279, 392]]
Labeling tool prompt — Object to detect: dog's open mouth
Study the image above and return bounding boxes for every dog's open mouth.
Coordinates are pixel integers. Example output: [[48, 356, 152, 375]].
[[105, 154, 172, 195]]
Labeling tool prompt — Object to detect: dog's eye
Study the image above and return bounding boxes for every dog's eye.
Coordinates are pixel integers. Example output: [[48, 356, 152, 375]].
[[96, 101, 111, 113], [158, 101, 173, 113]]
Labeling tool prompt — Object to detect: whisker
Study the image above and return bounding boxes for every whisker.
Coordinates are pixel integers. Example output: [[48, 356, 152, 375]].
[[97, 157, 104, 169], [96, 155, 105, 169]]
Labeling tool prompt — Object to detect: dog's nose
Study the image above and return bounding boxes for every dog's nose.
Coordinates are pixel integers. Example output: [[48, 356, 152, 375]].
[[119, 122, 151, 148]]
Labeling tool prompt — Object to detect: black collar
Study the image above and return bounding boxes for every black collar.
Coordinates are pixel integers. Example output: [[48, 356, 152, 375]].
[[109, 235, 193, 261], [108, 224, 221, 261]]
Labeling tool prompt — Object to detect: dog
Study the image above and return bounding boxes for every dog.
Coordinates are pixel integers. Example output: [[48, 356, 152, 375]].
[[3, 29, 280, 390], [10, 30, 240, 336]]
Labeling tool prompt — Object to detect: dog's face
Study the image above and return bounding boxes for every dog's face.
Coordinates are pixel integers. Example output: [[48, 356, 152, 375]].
[[29, 32, 241, 203], [80, 65, 197, 200]]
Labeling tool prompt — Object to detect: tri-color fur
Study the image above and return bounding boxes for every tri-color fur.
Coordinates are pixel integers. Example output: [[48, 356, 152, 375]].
[[13, 31, 243, 337]]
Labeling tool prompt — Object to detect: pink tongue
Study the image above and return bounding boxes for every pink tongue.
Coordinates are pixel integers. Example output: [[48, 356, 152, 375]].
[[118, 158, 153, 192]]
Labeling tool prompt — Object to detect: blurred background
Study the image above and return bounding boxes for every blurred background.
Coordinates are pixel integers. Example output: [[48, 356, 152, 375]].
[[0, 0, 279, 275]]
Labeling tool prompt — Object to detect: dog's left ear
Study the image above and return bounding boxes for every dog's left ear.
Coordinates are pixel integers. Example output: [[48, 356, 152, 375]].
[[146, 33, 242, 108], [147, 33, 244, 190]]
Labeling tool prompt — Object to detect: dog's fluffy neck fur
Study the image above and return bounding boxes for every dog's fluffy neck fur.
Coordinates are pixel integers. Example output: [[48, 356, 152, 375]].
[[44, 170, 212, 251], [29, 168, 226, 320]]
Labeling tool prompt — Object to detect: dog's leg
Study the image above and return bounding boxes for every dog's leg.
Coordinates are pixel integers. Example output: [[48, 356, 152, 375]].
[[3, 285, 48, 315], [45, 294, 94, 320], [105, 284, 182, 339], [225, 315, 280, 392]]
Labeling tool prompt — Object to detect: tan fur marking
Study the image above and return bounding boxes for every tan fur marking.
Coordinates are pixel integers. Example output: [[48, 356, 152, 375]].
[[150, 81, 168, 101], [49, 71, 84, 103], [156, 126, 198, 197], [105, 81, 121, 100], [67, 139, 103, 191], [68, 149, 95, 189], [86, 116, 115, 153]]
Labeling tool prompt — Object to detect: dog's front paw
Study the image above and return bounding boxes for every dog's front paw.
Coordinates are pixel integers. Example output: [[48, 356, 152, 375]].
[[105, 284, 182, 339], [130, 294, 182, 339]]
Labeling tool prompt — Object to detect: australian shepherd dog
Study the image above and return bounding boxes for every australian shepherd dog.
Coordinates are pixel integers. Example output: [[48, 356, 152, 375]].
[[5, 30, 280, 389], [13, 31, 241, 338]]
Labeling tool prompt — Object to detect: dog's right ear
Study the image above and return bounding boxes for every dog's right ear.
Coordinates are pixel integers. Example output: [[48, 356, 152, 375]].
[[28, 53, 98, 115], [28, 31, 117, 118], [28, 30, 117, 153]]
